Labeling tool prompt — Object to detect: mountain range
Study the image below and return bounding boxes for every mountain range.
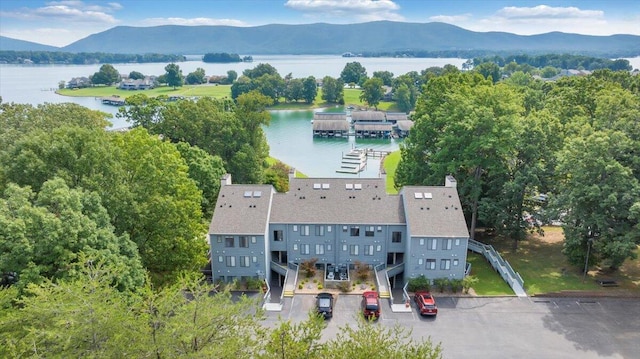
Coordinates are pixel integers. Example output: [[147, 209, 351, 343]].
[[2, 21, 639, 57]]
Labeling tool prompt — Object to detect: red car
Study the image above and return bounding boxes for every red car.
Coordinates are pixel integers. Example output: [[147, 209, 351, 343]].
[[361, 291, 381, 320], [414, 291, 438, 316]]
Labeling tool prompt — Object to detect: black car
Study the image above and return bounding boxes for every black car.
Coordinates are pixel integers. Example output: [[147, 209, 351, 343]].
[[316, 292, 334, 319]]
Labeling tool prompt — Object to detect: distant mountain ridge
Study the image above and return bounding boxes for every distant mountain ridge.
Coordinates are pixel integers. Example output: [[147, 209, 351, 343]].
[[2, 21, 639, 57], [0, 36, 59, 52]]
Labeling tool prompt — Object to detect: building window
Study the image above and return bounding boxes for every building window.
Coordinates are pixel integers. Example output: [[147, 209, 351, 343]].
[[376, 245, 382, 252], [364, 245, 374, 256], [316, 244, 325, 255], [251, 236, 256, 244], [301, 225, 309, 236], [342, 244, 347, 251], [426, 259, 436, 270], [418, 258, 424, 265], [293, 244, 298, 251], [217, 236, 222, 243], [239, 236, 249, 248], [274, 230, 283, 241], [419, 238, 425, 245], [240, 256, 250, 267], [225, 237, 234, 247], [301, 244, 310, 255], [343, 226, 348, 232], [443, 239, 452, 250], [427, 239, 437, 250], [455, 238, 460, 246], [252, 256, 258, 263], [392, 232, 402, 243], [218, 256, 223, 263], [365, 226, 374, 237], [453, 259, 459, 266], [350, 226, 360, 236], [327, 244, 332, 251], [377, 226, 382, 232], [315, 225, 325, 236], [440, 259, 451, 270], [350, 245, 359, 256], [327, 226, 332, 232], [293, 225, 298, 232], [225, 256, 236, 267]]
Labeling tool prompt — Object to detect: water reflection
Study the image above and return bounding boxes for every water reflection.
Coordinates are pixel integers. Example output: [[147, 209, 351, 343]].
[[265, 108, 402, 178]]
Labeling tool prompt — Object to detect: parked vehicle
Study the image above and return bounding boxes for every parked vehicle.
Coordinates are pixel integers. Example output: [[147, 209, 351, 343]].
[[414, 291, 438, 316], [316, 292, 334, 319], [361, 291, 381, 320]]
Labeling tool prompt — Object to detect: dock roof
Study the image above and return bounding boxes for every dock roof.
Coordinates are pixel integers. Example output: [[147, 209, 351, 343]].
[[396, 120, 414, 131], [354, 123, 393, 131], [351, 111, 386, 122]]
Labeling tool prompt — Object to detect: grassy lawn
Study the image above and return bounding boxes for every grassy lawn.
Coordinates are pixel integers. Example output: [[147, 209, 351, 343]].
[[382, 150, 400, 194], [482, 227, 640, 296], [58, 85, 400, 112], [466, 252, 514, 295]]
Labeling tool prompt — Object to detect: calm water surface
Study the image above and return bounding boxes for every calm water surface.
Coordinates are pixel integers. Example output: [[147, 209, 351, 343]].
[[3, 55, 638, 177]]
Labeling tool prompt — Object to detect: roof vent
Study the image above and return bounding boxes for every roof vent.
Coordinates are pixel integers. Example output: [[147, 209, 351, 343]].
[[414, 192, 423, 199], [354, 184, 362, 190], [346, 183, 353, 190], [313, 183, 321, 189], [424, 193, 432, 199], [322, 183, 330, 189], [253, 191, 262, 198], [243, 191, 252, 198]]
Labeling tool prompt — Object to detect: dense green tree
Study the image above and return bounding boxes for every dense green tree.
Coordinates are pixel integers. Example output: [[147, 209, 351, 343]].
[[359, 77, 384, 109], [474, 62, 501, 83], [117, 93, 167, 131], [0, 179, 145, 292], [321, 76, 344, 104], [373, 70, 394, 86], [253, 73, 286, 104], [90, 63, 120, 85], [302, 76, 318, 104], [323, 315, 442, 358], [185, 67, 206, 85], [164, 62, 184, 89], [340, 61, 367, 85], [285, 78, 304, 102], [226, 69, 238, 84], [258, 313, 326, 358], [110, 128, 207, 278], [264, 160, 290, 193], [556, 128, 640, 269], [243, 63, 279, 79], [174, 142, 226, 219], [231, 75, 255, 99], [128, 70, 145, 80], [394, 83, 412, 113]]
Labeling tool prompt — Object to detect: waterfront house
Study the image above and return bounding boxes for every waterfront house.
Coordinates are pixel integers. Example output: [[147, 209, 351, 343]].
[[208, 174, 469, 295]]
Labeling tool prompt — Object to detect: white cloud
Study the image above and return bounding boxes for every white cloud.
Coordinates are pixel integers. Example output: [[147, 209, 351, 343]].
[[140, 17, 248, 27], [496, 5, 603, 20], [2, 1, 120, 24], [285, 0, 403, 22], [432, 5, 639, 36], [429, 14, 471, 23]]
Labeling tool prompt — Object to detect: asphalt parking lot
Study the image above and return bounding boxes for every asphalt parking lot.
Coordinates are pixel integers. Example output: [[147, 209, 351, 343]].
[[263, 294, 640, 359]]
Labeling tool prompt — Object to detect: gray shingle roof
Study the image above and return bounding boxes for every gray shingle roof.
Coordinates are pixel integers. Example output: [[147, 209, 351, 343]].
[[400, 186, 469, 237], [313, 120, 350, 131], [270, 178, 405, 225], [385, 112, 408, 121], [208, 184, 273, 235], [351, 111, 386, 122], [396, 120, 414, 131], [354, 123, 393, 131]]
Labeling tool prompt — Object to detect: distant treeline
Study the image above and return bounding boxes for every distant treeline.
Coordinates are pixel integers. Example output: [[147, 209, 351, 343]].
[[472, 54, 632, 71], [202, 53, 253, 63], [357, 50, 638, 62], [0, 51, 185, 65]]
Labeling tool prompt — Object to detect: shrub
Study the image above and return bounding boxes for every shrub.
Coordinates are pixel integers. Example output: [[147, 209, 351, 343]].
[[434, 278, 450, 293], [450, 279, 463, 293], [462, 275, 479, 294], [353, 261, 370, 282], [300, 258, 319, 278], [317, 284, 323, 290], [298, 284, 303, 290], [337, 281, 352, 293], [407, 275, 431, 292]]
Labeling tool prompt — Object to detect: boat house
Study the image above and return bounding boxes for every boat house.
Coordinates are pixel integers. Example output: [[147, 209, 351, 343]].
[[312, 112, 349, 137]]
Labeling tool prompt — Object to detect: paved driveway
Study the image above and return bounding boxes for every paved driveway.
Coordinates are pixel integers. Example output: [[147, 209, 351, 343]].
[[264, 294, 640, 359]]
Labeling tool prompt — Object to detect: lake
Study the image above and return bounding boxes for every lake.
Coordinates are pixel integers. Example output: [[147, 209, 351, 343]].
[[2, 55, 639, 177]]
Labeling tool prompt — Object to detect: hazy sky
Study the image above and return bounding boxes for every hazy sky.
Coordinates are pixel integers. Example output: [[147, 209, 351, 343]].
[[1, 0, 639, 47]]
